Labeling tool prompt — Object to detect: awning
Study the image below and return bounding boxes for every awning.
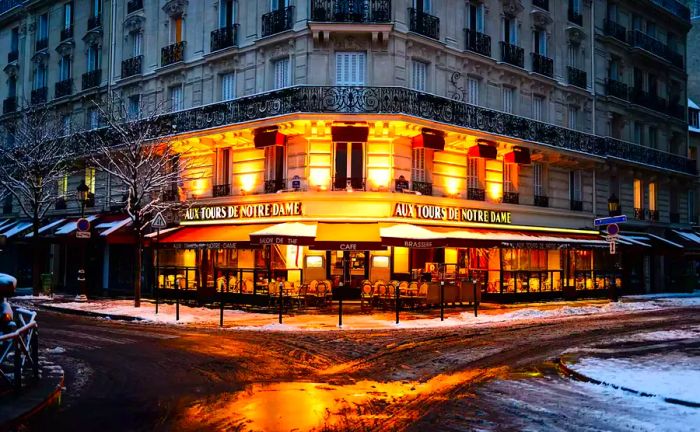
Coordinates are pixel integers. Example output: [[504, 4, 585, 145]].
[[311, 223, 384, 250], [54, 215, 99, 235], [0, 219, 14, 232], [26, 219, 67, 238], [617, 232, 683, 249], [96, 217, 132, 237], [1, 221, 32, 239], [441, 228, 608, 249], [672, 230, 700, 248], [249, 222, 317, 246], [380, 223, 448, 248], [157, 224, 271, 249]]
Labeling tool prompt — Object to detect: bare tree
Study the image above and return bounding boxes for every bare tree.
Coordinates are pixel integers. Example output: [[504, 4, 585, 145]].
[[80, 96, 192, 307], [0, 106, 76, 294]]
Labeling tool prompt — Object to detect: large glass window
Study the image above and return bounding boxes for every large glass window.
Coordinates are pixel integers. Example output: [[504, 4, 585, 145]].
[[467, 1, 484, 32], [334, 142, 364, 189]]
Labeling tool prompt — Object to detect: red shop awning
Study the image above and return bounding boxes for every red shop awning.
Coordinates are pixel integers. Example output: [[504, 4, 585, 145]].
[[156, 224, 270, 249]]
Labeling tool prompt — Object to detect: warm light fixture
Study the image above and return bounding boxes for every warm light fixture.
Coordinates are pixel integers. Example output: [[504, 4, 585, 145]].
[[445, 178, 460, 197], [488, 183, 503, 201], [309, 168, 330, 190], [240, 174, 256, 193], [368, 168, 390, 189]]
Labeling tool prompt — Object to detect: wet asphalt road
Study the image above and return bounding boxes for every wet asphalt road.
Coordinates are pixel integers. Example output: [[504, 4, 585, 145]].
[[21, 306, 700, 432]]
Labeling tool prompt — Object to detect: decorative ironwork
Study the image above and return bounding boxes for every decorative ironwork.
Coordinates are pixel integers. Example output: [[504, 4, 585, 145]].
[[213, 184, 231, 197], [649, 0, 690, 21], [264, 179, 287, 193], [262, 6, 294, 37], [121, 55, 143, 78], [567, 66, 586, 88], [35, 37, 48, 52], [408, 7, 439, 40], [568, 7, 582, 26], [670, 212, 680, 223], [570, 200, 583, 211], [629, 87, 667, 113], [332, 177, 365, 191], [606, 79, 628, 100], [311, 0, 391, 23], [3, 97, 16, 114], [502, 192, 519, 204], [465, 29, 491, 57], [127, 0, 143, 14], [411, 181, 432, 196], [55, 79, 72, 98], [211, 25, 239, 52], [7, 50, 17, 63], [649, 209, 660, 222], [500, 42, 524, 68], [531, 53, 553, 77], [628, 29, 683, 68], [87, 14, 101, 31], [534, 195, 549, 207], [30, 87, 47, 105], [61, 26, 73, 41], [55, 197, 67, 210], [161, 41, 186, 66], [603, 19, 626, 43], [533, 0, 549, 10], [634, 207, 645, 220], [468, 188, 485, 201], [82, 69, 101, 90], [155, 86, 696, 175]]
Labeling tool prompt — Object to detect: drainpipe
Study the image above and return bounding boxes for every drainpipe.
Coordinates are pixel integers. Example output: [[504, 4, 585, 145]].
[[590, 0, 596, 136], [107, 0, 117, 99]]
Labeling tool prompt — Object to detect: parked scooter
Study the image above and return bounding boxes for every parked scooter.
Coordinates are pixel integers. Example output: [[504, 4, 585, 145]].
[[0, 273, 17, 334]]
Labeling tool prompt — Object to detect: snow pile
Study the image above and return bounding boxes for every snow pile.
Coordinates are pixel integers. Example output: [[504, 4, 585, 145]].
[[45, 346, 66, 354], [10, 295, 53, 301]]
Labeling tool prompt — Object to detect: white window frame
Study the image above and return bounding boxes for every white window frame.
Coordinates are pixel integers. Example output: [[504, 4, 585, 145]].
[[412, 60, 427, 92], [221, 72, 236, 101], [502, 87, 514, 113], [170, 85, 184, 112], [534, 29, 547, 56], [467, 78, 479, 105], [127, 95, 140, 119], [412, 148, 432, 183], [467, 156, 484, 189], [533, 162, 546, 197], [568, 106, 578, 130], [570, 170, 583, 203], [532, 95, 544, 121], [132, 31, 143, 57], [273, 58, 290, 89], [335, 52, 366, 86], [503, 17, 518, 45], [467, 2, 484, 32], [503, 162, 518, 193]]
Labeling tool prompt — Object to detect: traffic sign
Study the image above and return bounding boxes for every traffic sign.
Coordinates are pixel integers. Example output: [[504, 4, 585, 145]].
[[607, 223, 620, 236], [151, 212, 167, 229], [609, 240, 616, 255], [76, 231, 91, 239], [594, 215, 627, 226], [76, 218, 90, 232]]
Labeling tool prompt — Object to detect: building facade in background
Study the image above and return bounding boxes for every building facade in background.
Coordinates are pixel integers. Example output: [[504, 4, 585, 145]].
[[0, 0, 697, 301]]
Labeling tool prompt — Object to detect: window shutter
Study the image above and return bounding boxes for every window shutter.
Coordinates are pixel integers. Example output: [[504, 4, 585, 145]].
[[274, 58, 289, 89], [467, 78, 479, 105], [133, 32, 143, 57], [221, 73, 235, 100], [412, 61, 426, 91], [336, 52, 366, 85]]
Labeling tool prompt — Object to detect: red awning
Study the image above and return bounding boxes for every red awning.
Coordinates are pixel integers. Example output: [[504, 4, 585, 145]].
[[467, 144, 498, 159], [439, 228, 608, 249], [157, 224, 270, 249]]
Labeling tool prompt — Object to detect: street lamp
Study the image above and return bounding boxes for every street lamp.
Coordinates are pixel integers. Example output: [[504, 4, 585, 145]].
[[608, 194, 620, 217], [75, 181, 90, 302]]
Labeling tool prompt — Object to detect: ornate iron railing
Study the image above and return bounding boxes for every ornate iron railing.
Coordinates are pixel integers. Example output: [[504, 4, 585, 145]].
[[570, 200, 583, 211], [603, 19, 626, 43], [408, 8, 439, 40], [628, 30, 683, 68], [332, 176, 365, 191], [264, 179, 287, 193], [465, 29, 491, 57], [649, 0, 690, 21], [55, 79, 72, 98], [127, 0, 143, 14], [411, 180, 432, 196], [534, 195, 549, 207], [567, 66, 586, 88], [156, 86, 696, 175], [311, 0, 391, 23], [213, 183, 231, 197], [468, 188, 485, 201], [629, 87, 667, 113], [502, 191, 519, 204], [161, 41, 186, 67], [533, 0, 549, 10], [30, 87, 47, 105], [88, 14, 101, 30], [568, 7, 582, 26], [531, 53, 553, 77], [82, 69, 101, 90], [3, 97, 16, 114], [500, 42, 524, 68], [262, 6, 294, 37], [634, 207, 645, 220], [606, 79, 628, 100], [7, 50, 17, 63], [35, 37, 48, 52], [211, 25, 239, 52], [60, 26, 73, 41], [121, 55, 143, 78]]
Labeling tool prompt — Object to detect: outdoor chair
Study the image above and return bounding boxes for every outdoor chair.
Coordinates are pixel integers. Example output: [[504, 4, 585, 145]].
[[360, 281, 374, 311]]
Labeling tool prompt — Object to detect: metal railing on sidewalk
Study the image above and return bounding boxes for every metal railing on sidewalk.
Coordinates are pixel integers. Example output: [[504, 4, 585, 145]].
[[0, 308, 39, 391]]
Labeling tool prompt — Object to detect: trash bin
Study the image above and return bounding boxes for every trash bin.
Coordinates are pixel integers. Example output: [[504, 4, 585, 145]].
[[41, 273, 54, 296]]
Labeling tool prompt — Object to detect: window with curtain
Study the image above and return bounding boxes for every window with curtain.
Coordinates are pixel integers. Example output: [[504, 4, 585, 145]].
[[33, 64, 47, 90], [132, 31, 143, 57], [467, 1, 484, 32], [220, 0, 236, 28], [534, 29, 547, 56], [217, 148, 231, 185], [64, 3, 73, 29], [61, 114, 71, 135], [264, 146, 285, 182], [634, 179, 643, 210], [503, 162, 518, 193], [37, 14, 48, 40], [568, 44, 579, 68], [335, 52, 366, 85], [532, 95, 544, 121], [127, 95, 140, 119], [221, 73, 235, 101], [467, 157, 484, 189], [273, 58, 289, 89], [412, 148, 433, 183], [334, 142, 364, 189], [171, 17, 183, 43], [87, 45, 99, 72], [170, 85, 183, 111], [503, 17, 518, 45], [568, 106, 578, 130], [648, 182, 657, 211], [412, 60, 427, 91], [467, 78, 479, 105], [59, 55, 71, 81], [87, 108, 99, 129], [502, 87, 514, 113]]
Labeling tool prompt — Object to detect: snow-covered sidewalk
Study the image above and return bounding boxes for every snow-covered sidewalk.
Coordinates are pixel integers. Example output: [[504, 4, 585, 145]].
[[11, 291, 700, 331]]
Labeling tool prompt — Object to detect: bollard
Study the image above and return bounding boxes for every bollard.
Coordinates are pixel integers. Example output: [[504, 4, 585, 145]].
[[175, 280, 180, 322], [278, 281, 283, 324], [220, 293, 224, 327], [473, 282, 478, 318], [440, 280, 445, 321], [338, 282, 343, 328], [395, 284, 400, 325]]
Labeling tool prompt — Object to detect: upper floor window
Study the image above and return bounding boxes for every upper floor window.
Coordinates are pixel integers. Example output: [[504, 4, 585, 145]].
[[58, 174, 68, 197], [467, 156, 485, 190], [633, 121, 643, 145], [607, 2, 618, 21], [64, 2, 73, 30], [171, 16, 184, 43], [85, 167, 96, 194], [87, 108, 99, 130], [131, 31, 143, 57], [127, 95, 140, 119], [37, 13, 48, 41], [503, 17, 518, 45], [646, 21, 656, 38], [221, 72, 235, 101], [33, 64, 47, 90], [336, 52, 366, 86], [648, 126, 657, 149], [648, 182, 657, 212], [569, 170, 583, 204], [633, 178, 643, 210], [216, 148, 232, 186], [503, 162, 518, 194], [568, 44, 580, 68], [467, 1, 484, 32], [91, 0, 102, 17], [8, 76, 17, 97], [10, 28, 18, 52], [689, 190, 696, 224], [609, 58, 621, 80], [569, 0, 581, 14], [502, 86, 514, 113], [690, 108, 700, 129], [413, 0, 432, 13], [412, 148, 433, 184], [533, 29, 547, 56], [532, 95, 544, 121], [533, 162, 547, 197], [220, 0, 237, 27], [59, 55, 71, 81], [273, 58, 290, 89], [264, 145, 285, 187], [271, 0, 290, 11], [467, 78, 479, 105], [568, 106, 578, 130], [412, 60, 427, 92], [170, 85, 184, 111]]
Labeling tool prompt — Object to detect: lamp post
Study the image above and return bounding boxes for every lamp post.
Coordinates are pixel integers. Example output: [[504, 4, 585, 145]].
[[75, 181, 89, 302]]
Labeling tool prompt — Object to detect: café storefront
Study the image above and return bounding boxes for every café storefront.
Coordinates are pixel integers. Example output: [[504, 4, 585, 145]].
[[152, 195, 616, 304]]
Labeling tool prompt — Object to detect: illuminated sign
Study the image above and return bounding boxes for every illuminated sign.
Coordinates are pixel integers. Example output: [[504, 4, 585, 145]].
[[393, 203, 512, 224], [183, 202, 302, 222]]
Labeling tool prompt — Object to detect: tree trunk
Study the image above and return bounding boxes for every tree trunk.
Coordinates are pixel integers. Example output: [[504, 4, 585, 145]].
[[134, 232, 142, 308], [32, 216, 41, 296]]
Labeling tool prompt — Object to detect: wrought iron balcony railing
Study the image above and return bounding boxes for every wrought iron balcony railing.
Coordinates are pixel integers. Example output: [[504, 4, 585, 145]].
[[211, 25, 239, 52], [262, 6, 294, 37], [603, 19, 626, 43], [531, 53, 553, 77], [31, 87, 47, 104], [264, 178, 287, 193], [502, 191, 519, 204], [670, 212, 680, 223], [533, 0, 549, 10], [568, 8, 582, 26], [61, 26, 73, 41], [411, 180, 432, 196], [649, 209, 660, 222], [155, 86, 697, 175], [332, 177, 365, 191], [634, 207, 645, 220], [87, 14, 101, 31], [629, 88, 667, 113], [121, 55, 142, 78], [464, 29, 491, 57], [628, 29, 683, 68], [213, 183, 231, 197], [500, 42, 524, 68], [82, 69, 101, 90], [161, 41, 186, 67], [534, 195, 549, 207], [570, 200, 583, 211], [7, 49, 17, 63], [606, 79, 628, 100], [311, 0, 391, 23], [55, 78, 72, 98], [2, 96, 16, 114], [127, 0, 143, 14], [408, 7, 439, 40], [567, 66, 586, 88], [35, 37, 48, 52], [468, 187, 485, 201]]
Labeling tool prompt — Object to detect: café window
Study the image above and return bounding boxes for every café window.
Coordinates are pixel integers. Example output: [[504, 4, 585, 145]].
[[305, 255, 323, 268], [334, 142, 364, 190], [216, 148, 231, 187], [412, 148, 433, 184], [264, 145, 286, 191]]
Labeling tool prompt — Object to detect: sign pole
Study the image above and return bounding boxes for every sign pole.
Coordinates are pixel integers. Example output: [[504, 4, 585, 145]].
[[155, 228, 160, 314], [440, 280, 445, 321]]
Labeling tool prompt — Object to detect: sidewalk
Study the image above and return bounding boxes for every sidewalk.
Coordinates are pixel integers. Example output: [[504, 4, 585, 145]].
[[12, 291, 700, 331]]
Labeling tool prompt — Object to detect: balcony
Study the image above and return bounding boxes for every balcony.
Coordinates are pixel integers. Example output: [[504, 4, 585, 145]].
[[211, 25, 239, 52], [670, 212, 680, 223], [567, 66, 586, 88], [534, 195, 549, 208], [265, 178, 287, 193], [500, 42, 524, 68], [629, 88, 667, 113], [213, 184, 231, 197], [55, 197, 67, 210], [30, 87, 47, 105], [411, 180, 433, 196], [55, 78, 73, 98], [2, 97, 16, 114], [468, 187, 485, 201], [606, 79, 628, 100], [262, 6, 294, 37], [161, 41, 186, 67], [649, 209, 660, 222], [649, 0, 690, 21], [408, 8, 439, 40], [7, 50, 17, 63], [121, 55, 143, 78], [502, 191, 519, 204], [603, 19, 626, 43], [570, 200, 583, 211], [311, 0, 391, 23], [464, 29, 491, 57], [531, 53, 553, 77], [127, 0, 143, 14], [87, 14, 101, 31], [568, 8, 582, 26], [628, 30, 684, 68], [533, 0, 549, 10], [332, 177, 365, 191], [35, 37, 48, 52], [634, 207, 645, 220], [61, 26, 73, 41], [82, 69, 101, 90]]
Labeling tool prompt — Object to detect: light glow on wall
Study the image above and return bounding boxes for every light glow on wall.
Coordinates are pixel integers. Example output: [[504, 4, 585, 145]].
[[368, 168, 390, 189], [488, 182, 502, 201], [309, 168, 330, 190], [445, 177, 461, 196], [191, 179, 209, 197], [240, 174, 256, 193]]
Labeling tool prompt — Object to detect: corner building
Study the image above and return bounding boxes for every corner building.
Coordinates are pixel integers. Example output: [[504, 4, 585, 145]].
[[0, 0, 697, 301]]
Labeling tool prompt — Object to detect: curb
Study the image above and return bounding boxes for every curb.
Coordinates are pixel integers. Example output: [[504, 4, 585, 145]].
[[0, 363, 64, 432], [40, 304, 146, 323], [555, 357, 700, 408]]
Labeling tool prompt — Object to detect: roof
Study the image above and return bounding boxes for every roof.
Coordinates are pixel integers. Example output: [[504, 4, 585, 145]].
[[689, 98, 699, 110]]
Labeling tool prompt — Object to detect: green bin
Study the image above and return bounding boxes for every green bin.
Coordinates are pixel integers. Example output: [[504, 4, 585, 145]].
[[41, 273, 54, 295]]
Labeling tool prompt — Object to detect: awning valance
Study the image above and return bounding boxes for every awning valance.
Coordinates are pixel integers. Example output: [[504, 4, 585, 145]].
[[1, 221, 32, 239], [157, 224, 270, 249], [249, 222, 317, 246], [311, 223, 384, 250], [380, 223, 448, 248], [440, 228, 608, 249]]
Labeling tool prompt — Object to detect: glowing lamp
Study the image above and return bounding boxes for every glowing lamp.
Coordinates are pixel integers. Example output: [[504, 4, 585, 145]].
[[488, 183, 502, 201], [240, 174, 256, 193], [445, 178, 461, 197], [369, 168, 390, 189]]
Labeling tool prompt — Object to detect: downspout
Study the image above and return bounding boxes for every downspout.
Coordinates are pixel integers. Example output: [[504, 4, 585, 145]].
[[590, 0, 596, 136], [107, 0, 117, 99]]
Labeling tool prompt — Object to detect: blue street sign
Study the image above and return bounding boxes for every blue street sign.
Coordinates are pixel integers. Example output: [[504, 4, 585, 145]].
[[594, 215, 627, 226]]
